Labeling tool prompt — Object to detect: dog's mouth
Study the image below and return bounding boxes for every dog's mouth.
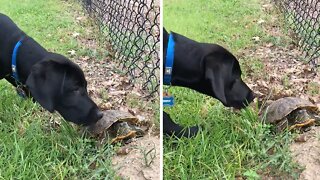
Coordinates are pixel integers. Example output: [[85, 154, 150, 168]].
[[226, 90, 255, 109], [72, 108, 104, 127]]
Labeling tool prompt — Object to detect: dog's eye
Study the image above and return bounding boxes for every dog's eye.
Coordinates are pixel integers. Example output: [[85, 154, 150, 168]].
[[73, 87, 80, 92], [68, 87, 79, 93]]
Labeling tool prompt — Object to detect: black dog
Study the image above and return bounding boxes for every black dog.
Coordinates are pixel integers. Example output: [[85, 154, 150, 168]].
[[163, 28, 254, 138], [0, 13, 103, 126]]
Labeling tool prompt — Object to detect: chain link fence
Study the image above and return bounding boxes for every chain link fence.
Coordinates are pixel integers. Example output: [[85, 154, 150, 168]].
[[79, 0, 160, 98], [274, 0, 319, 67]]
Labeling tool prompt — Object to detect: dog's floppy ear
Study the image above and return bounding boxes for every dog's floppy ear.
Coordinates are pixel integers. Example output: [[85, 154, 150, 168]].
[[204, 48, 241, 105], [26, 60, 62, 112], [163, 28, 169, 60]]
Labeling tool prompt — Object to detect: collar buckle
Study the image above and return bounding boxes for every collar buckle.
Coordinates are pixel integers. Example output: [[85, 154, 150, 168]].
[[165, 67, 172, 75]]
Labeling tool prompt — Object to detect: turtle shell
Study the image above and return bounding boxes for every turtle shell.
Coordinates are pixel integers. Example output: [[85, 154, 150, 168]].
[[265, 97, 318, 124], [87, 110, 139, 134]]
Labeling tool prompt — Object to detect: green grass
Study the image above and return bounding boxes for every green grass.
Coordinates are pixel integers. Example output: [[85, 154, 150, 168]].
[[164, 0, 264, 51], [164, 0, 299, 179], [0, 0, 116, 178]]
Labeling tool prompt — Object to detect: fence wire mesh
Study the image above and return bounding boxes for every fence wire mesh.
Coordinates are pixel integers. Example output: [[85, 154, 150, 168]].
[[274, 0, 319, 67], [80, 0, 160, 98]]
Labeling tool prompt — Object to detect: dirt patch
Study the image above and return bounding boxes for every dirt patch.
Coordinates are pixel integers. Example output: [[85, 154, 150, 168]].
[[290, 127, 320, 180], [112, 135, 160, 179], [241, 44, 319, 105], [240, 3, 319, 105]]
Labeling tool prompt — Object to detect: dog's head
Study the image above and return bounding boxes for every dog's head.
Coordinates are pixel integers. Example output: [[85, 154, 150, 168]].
[[204, 46, 254, 109], [163, 28, 253, 109], [26, 53, 103, 126]]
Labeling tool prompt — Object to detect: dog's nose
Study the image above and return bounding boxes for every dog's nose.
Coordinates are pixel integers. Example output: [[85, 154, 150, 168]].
[[246, 91, 255, 103], [97, 110, 104, 120]]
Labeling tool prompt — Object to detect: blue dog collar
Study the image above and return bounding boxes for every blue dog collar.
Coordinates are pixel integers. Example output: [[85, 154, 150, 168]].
[[164, 33, 175, 85], [12, 38, 24, 82]]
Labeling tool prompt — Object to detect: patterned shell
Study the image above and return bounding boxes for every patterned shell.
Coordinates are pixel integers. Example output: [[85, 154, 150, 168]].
[[265, 97, 318, 123], [88, 110, 138, 134]]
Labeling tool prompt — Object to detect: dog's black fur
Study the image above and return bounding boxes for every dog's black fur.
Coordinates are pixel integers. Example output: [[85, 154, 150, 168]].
[[163, 28, 254, 138], [0, 13, 103, 126]]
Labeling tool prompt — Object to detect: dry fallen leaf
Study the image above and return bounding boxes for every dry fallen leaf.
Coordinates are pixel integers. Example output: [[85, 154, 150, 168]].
[[81, 56, 90, 61], [109, 90, 126, 96], [294, 134, 308, 142], [257, 19, 265, 24], [67, 49, 76, 56], [72, 32, 80, 37], [116, 146, 133, 155], [252, 36, 260, 42]]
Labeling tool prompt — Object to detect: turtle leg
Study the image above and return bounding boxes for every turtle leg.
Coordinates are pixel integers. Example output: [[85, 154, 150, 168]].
[[111, 131, 136, 144], [276, 118, 289, 132], [109, 122, 139, 143], [289, 119, 316, 131]]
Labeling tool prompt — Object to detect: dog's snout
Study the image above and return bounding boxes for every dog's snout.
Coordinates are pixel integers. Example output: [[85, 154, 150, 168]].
[[246, 91, 255, 103], [83, 108, 103, 126], [97, 110, 103, 120]]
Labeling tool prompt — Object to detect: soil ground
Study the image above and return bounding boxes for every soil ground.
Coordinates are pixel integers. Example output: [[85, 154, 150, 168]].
[[112, 135, 160, 179], [291, 127, 320, 180]]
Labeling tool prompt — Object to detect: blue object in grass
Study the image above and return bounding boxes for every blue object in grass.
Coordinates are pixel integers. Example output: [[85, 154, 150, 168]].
[[163, 96, 174, 107]]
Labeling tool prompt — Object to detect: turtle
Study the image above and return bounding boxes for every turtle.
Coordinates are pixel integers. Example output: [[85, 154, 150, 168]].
[[87, 110, 145, 143], [264, 97, 320, 132]]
